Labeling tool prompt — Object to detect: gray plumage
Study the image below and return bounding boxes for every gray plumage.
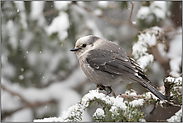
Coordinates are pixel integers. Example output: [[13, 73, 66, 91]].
[[70, 35, 168, 101]]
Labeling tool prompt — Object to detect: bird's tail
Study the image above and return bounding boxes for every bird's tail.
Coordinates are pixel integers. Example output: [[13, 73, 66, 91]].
[[144, 81, 169, 101]]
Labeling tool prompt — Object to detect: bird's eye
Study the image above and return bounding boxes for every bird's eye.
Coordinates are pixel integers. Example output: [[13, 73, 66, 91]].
[[82, 44, 86, 47]]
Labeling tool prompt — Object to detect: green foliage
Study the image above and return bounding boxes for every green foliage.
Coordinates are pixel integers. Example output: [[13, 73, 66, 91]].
[[119, 2, 129, 9], [92, 99, 145, 122], [138, 14, 162, 31], [104, 105, 144, 122]]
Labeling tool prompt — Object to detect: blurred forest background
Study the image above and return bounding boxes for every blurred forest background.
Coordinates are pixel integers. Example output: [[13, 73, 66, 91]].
[[1, 1, 182, 122]]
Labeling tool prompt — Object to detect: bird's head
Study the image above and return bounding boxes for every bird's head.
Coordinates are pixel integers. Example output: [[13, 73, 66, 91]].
[[70, 35, 100, 58]]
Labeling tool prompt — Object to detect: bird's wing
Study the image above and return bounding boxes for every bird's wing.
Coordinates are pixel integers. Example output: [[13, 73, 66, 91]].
[[86, 49, 147, 86]]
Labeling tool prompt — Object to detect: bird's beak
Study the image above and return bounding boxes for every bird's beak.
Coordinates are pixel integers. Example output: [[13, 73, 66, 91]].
[[70, 48, 80, 52]]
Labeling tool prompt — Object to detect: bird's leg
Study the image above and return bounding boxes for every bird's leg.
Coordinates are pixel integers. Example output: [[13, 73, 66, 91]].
[[105, 86, 116, 97]]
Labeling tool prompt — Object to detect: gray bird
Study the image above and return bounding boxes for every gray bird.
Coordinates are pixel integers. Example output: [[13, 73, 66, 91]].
[[70, 35, 168, 100]]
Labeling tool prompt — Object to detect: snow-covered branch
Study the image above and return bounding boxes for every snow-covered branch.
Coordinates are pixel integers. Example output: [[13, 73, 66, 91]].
[[34, 90, 145, 122], [34, 75, 182, 122]]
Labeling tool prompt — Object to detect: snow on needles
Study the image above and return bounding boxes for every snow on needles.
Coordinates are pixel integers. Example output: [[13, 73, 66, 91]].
[[14, 1, 27, 29], [98, 1, 109, 9], [54, 1, 71, 11], [133, 26, 182, 77], [30, 1, 45, 20], [132, 26, 162, 69], [93, 108, 105, 118], [137, 1, 167, 20], [165, 76, 182, 92], [137, 7, 150, 20], [30, 1, 46, 27], [46, 12, 69, 41], [34, 90, 146, 122]]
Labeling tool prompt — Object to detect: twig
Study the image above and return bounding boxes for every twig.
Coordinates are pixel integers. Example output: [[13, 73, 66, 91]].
[[127, 2, 139, 31], [163, 78, 174, 99], [118, 93, 143, 99], [161, 100, 182, 108], [129, 2, 134, 22]]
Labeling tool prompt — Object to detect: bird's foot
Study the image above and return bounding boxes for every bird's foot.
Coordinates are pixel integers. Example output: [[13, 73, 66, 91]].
[[96, 84, 108, 95], [105, 86, 116, 97], [96, 85, 116, 97]]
